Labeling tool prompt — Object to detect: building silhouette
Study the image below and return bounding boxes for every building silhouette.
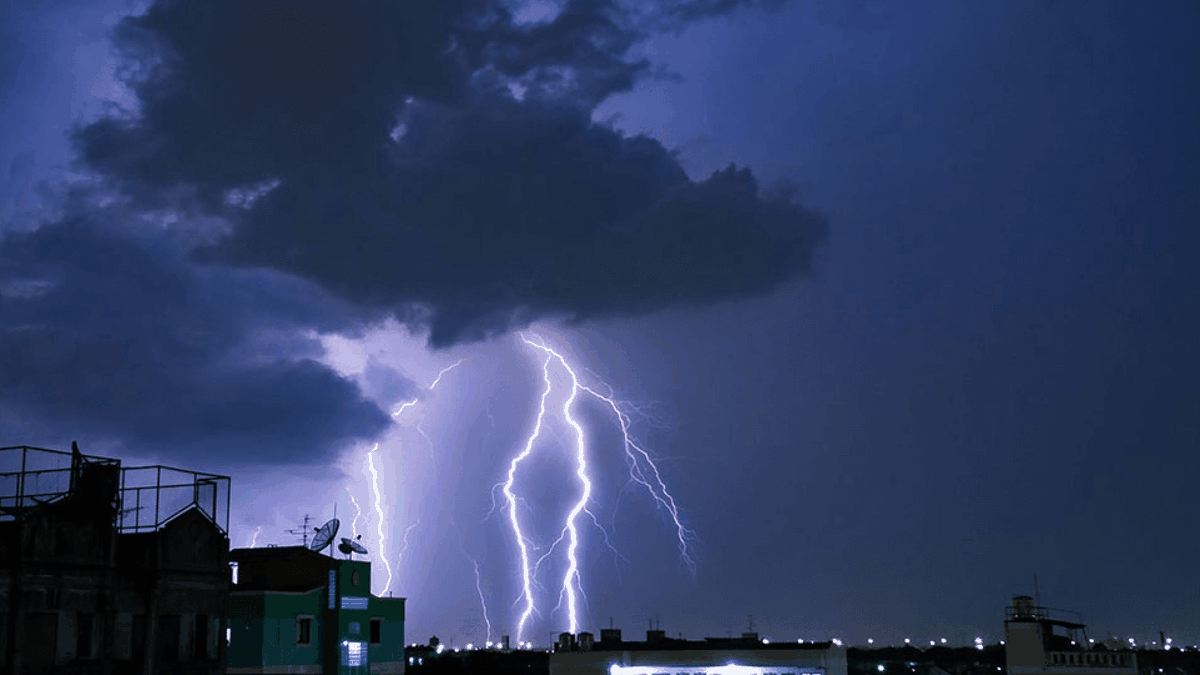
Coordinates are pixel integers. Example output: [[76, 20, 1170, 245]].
[[548, 628, 849, 675], [0, 443, 231, 674]]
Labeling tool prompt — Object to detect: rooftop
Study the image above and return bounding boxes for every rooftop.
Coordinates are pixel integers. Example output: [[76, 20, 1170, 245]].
[[0, 443, 230, 533]]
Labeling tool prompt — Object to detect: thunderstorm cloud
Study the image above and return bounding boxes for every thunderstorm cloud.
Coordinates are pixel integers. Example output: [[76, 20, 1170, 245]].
[[73, 0, 827, 346], [0, 196, 390, 465], [5, 0, 825, 463]]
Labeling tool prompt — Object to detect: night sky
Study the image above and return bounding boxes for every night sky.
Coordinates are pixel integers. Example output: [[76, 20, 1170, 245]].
[[2, 0, 1198, 650]]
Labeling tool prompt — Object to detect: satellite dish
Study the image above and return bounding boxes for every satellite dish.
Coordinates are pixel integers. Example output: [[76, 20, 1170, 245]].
[[338, 535, 369, 559], [310, 518, 340, 553]]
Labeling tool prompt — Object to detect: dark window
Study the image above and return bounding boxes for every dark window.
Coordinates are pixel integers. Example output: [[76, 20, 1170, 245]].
[[159, 615, 181, 663], [76, 613, 94, 659], [370, 618, 382, 645], [131, 615, 146, 665], [297, 617, 313, 646], [26, 613, 58, 667], [195, 614, 209, 661]]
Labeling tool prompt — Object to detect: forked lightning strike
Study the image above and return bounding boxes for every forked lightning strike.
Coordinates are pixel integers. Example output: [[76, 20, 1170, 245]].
[[501, 350, 552, 644], [503, 334, 695, 644], [342, 359, 465, 598], [366, 444, 393, 595]]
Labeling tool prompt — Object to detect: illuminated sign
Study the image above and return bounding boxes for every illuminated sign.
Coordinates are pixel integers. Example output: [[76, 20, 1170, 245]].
[[341, 640, 366, 666], [341, 596, 369, 610], [610, 666, 822, 675]]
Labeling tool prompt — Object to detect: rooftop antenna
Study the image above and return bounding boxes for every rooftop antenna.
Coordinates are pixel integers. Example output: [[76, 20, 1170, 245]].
[[287, 514, 314, 547], [1034, 573, 1041, 607], [310, 518, 340, 555], [748, 615, 755, 633]]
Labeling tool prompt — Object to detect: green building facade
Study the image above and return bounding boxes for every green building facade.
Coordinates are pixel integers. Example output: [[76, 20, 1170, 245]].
[[227, 546, 405, 674]]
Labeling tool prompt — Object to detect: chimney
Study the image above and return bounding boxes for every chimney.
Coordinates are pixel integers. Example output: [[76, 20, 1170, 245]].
[[557, 632, 576, 652], [578, 632, 594, 651], [600, 628, 622, 645], [501, 635, 510, 651]]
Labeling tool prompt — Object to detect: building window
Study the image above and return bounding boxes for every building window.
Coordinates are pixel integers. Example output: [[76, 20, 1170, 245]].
[[350, 621, 361, 635], [370, 618, 382, 645], [76, 613, 93, 659], [296, 616, 314, 646], [195, 614, 210, 661]]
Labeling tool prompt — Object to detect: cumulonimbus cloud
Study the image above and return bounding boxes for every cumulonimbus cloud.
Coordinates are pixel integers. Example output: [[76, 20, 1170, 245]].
[[73, 0, 826, 347]]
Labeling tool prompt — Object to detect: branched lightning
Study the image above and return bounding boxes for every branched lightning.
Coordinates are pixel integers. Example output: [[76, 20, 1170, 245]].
[[366, 444, 393, 595], [501, 351, 552, 644], [471, 558, 493, 643], [338, 359, 464, 599], [502, 334, 695, 642], [588, 389, 696, 574], [392, 359, 467, 419]]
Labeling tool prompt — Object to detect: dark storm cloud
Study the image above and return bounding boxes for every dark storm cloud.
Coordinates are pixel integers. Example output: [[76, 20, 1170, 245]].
[[72, 0, 491, 207], [72, 0, 824, 347], [0, 202, 391, 465], [488, 0, 650, 107]]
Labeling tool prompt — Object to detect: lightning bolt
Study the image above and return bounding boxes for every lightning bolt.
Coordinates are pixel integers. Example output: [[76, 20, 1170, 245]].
[[391, 359, 467, 419], [502, 334, 695, 641], [248, 525, 262, 548], [396, 519, 420, 590], [366, 444, 394, 595], [337, 359, 464, 599], [471, 557, 493, 644], [347, 489, 363, 538], [501, 349, 552, 644], [524, 338, 591, 635], [532, 338, 695, 572]]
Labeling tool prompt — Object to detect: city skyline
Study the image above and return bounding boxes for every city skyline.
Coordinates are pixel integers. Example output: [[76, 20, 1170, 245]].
[[1, 0, 1197, 649]]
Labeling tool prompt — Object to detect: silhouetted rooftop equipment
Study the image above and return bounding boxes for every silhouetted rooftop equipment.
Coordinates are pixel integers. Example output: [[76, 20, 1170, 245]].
[[339, 535, 368, 559], [311, 518, 340, 553], [0, 443, 230, 533]]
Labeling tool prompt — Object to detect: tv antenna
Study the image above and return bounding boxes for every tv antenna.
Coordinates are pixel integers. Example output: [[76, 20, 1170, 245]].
[[310, 518, 340, 554], [287, 514, 314, 547], [339, 535, 369, 560]]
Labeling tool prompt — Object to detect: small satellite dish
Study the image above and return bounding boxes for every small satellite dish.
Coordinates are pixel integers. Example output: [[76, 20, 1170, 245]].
[[310, 518, 340, 553], [338, 535, 369, 559]]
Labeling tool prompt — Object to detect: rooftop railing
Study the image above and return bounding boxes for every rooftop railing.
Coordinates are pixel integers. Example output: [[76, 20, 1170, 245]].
[[0, 445, 230, 534]]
